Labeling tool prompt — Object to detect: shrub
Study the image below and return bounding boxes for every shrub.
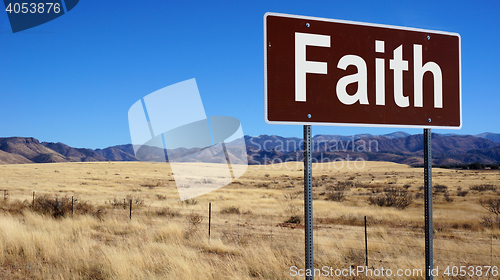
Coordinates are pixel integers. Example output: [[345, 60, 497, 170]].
[[343, 249, 365, 266], [325, 191, 346, 202], [338, 214, 360, 226], [107, 196, 144, 209], [471, 184, 497, 192], [181, 198, 198, 206], [284, 215, 301, 224], [156, 207, 180, 217], [184, 212, 203, 239], [32, 195, 93, 218], [480, 215, 500, 228], [259, 182, 270, 188], [107, 198, 126, 208], [457, 190, 469, 197], [434, 184, 448, 193], [0, 199, 29, 215], [457, 191, 469, 197], [327, 180, 354, 192], [337, 180, 354, 190], [367, 187, 413, 209], [156, 194, 167, 200], [72, 198, 94, 214], [444, 192, 453, 203], [220, 206, 240, 214], [129, 195, 144, 206], [283, 193, 300, 215], [34, 196, 68, 218], [188, 212, 203, 226], [479, 198, 500, 216], [469, 162, 482, 170]]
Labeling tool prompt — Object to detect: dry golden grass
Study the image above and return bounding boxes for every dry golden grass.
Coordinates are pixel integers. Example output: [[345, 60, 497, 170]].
[[0, 161, 499, 279]]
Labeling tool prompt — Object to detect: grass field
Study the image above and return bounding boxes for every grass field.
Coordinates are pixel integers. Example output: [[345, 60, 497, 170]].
[[0, 161, 499, 279]]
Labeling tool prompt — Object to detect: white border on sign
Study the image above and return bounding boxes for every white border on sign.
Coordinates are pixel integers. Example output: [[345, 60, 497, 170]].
[[263, 12, 462, 130]]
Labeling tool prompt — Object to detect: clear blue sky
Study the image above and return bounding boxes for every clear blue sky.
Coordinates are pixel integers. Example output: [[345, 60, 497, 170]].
[[1, 0, 499, 149]]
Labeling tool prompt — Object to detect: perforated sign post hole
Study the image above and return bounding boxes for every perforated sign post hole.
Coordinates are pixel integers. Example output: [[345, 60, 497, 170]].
[[264, 12, 461, 280]]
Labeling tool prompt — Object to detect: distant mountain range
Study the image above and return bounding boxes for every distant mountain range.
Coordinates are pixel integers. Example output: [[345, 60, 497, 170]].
[[475, 132, 500, 143], [0, 132, 499, 166], [244, 133, 500, 166]]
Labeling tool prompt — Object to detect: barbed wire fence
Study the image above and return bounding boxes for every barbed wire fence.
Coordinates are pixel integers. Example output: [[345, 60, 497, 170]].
[[1, 188, 499, 270]]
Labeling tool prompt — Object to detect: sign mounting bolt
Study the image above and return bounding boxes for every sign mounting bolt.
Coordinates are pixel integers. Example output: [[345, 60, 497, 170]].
[[307, 114, 311, 118], [428, 118, 432, 122], [306, 23, 310, 27], [427, 35, 430, 40]]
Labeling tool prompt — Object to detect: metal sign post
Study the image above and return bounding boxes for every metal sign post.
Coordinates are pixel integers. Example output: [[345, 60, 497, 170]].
[[303, 125, 314, 279], [424, 128, 433, 279]]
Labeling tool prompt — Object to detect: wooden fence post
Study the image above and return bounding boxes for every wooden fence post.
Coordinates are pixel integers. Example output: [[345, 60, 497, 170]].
[[270, 214, 273, 247], [365, 216, 368, 267], [208, 202, 212, 241], [129, 199, 132, 219]]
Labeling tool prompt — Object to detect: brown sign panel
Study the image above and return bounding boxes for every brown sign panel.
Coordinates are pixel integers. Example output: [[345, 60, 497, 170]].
[[264, 13, 461, 129]]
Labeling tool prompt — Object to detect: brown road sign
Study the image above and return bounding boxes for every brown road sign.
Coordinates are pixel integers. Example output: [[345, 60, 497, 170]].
[[264, 13, 461, 129]]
